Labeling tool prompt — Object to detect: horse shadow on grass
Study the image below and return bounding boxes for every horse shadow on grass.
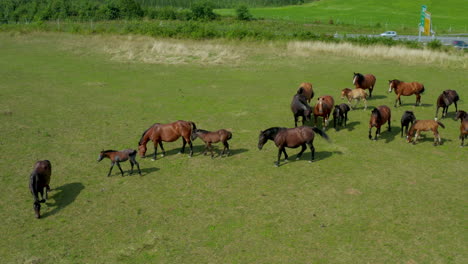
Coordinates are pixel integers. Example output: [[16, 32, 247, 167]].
[[378, 126, 400, 143], [191, 144, 248, 157], [42, 182, 84, 218], [334, 121, 360, 132], [369, 94, 387, 100], [278, 150, 343, 167], [410, 135, 453, 145], [394, 103, 433, 108], [128, 167, 159, 177]]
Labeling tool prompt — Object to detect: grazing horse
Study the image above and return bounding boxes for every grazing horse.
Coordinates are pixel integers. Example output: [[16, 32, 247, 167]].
[[29, 160, 52, 219], [98, 149, 141, 177], [341, 88, 368, 110], [406, 120, 445, 146], [333, 103, 351, 130], [400, 111, 416, 137], [368, 105, 391, 140], [353, 72, 376, 98], [297, 82, 314, 103], [258, 126, 330, 167], [291, 92, 312, 127], [191, 129, 232, 157], [313, 95, 334, 129], [388, 79, 425, 107], [138, 120, 196, 160], [455, 110, 468, 147], [435, 90, 459, 120]]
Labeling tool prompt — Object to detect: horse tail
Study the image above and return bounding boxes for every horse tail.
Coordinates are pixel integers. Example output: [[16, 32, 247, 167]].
[[227, 131, 233, 140], [437, 121, 445, 129], [420, 85, 425, 94], [129, 149, 138, 157], [29, 171, 40, 203], [312, 127, 331, 143], [189, 122, 197, 131]]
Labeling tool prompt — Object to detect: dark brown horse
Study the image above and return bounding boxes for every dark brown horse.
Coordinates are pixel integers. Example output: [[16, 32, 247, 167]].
[[191, 129, 232, 157], [455, 110, 468, 147], [435, 90, 459, 120], [29, 160, 52, 219], [353, 72, 377, 97], [400, 110, 416, 137], [313, 95, 334, 130], [258, 126, 330, 167], [297, 82, 314, 103], [333, 103, 351, 130], [291, 92, 312, 127], [138, 120, 196, 160], [406, 120, 445, 146], [98, 149, 141, 176], [388, 79, 425, 107], [368, 105, 391, 140]]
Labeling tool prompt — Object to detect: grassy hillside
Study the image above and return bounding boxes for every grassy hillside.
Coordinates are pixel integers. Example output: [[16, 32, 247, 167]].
[[217, 0, 468, 33], [0, 32, 466, 263]]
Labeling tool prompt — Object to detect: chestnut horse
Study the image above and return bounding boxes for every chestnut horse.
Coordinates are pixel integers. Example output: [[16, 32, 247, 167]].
[[98, 149, 141, 177], [191, 129, 232, 157], [291, 92, 312, 127], [333, 103, 351, 130], [341, 88, 368, 110], [138, 120, 196, 160], [455, 110, 468, 147], [29, 160, 52, 219], [388, 79, 425, 107], [353, 72, 376, 97], [406, 120, 445, 146], [400, 111, 416, 137], [435, 90, 459, 120], [368, 105, 391, 140], [313, 95, 334, 130], [258, 126, 330, 167], [297, 82, 314, 103]]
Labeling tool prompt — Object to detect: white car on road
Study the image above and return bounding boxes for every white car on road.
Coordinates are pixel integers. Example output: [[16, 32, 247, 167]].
[[380, 31, 397, 37]]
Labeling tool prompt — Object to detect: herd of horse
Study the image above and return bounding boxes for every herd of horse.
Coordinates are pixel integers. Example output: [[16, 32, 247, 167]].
[[29, 72, 466, 219]]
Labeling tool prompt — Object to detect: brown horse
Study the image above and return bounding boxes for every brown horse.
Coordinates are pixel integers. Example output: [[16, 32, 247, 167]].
[[388, 79, 425, 107], [258, 126, 330, 167], [455, 110, 468, 147], [353, 72, 376, 97], [313, 95, 334, 129], [368, 105, 391, 140], [138, 120, 196, 160], [406, 120, 445, 145], [191, 129, 232, 157], [29, 160, 52, 219], [98, 149, 141, 176], [435, 90, 459, 120], [297, 82, 314, 103], [341, 88, 368, 110]]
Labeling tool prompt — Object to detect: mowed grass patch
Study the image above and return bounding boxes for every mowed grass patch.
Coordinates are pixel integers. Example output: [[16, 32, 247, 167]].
[[0, 32, 466, 263]]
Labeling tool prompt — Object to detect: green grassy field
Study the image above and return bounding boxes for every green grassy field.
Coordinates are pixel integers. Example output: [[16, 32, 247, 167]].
[[0, 32, 467, 263], [217, 0, 468, 34]]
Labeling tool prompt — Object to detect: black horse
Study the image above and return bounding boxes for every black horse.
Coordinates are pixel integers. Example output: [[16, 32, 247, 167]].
[[401, 110, 416, 137], [291, 91, 312, 127], [29, 160, 52, 219], [435, 90, 459, 120], [333, 103, 351, 130], [258, 126, 330, 167]]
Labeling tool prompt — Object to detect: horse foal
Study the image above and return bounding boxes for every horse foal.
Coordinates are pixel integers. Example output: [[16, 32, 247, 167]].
[[400, 111, 416, 137], [341, 88, 368, 110], [98, 149, 141, 177], [29, 160, 52, 219], [407, 120, 445, 146], [191, 129, 232, 158], [455, 110, 468, 147], [333, 103, 351, 130]]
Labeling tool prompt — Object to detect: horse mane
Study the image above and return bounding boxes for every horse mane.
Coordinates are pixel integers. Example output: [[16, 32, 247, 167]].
[[355, 73, 364, 85], [195, 129, 210, 134], [371, 108, 381, 123], [297, 87, 304, 94], [138, 124, 157, 145], [102, 150, 118, 153]]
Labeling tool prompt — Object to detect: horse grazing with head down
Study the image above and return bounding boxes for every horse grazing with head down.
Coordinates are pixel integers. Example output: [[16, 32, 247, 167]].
[[138, 120, 196, 160], [368, 105, 391, 140], [341, 88, 368, 110], [333, 103, 351, 130], [258, 126, 330, 167], [291, 91, 312, 127], [29, 160, 52, 219], [313, 95, 334, 130], [388, 79, 425, 107], [297, 82, 314, 103], [435, 90, 459, 120], [191, 129, 232, 157], [406, 120, 445, 146], [455, 110, 468, 147], [98, 149, 141, 177], [353, 72, 376, 97], [400, 111, 416, 137]]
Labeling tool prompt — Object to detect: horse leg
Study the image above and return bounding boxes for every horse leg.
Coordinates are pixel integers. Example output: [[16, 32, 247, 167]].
[[203, 143, 209, 155], [152, 142, 159, 161], [344, 112, 348, 127], [416, 94, 421, 106], [282, 148, 288, 160], [454, 101, 458, 112], [188, 140, 193, 157], [129, 160, 134, 175], [435, 106, 440, 120], [180, 138, 187, 154], [369, 87, 373, 98], [208, 143, 215, 158], [308, 142, 315, 162], [388, 118, 391, 131], [107, 162, 115, 177], [275, 147, 284, 167], [134, 159, 142, 175], [363, 98, 367, 110], [116, 162, 124, 176], [413, 131, 420, 144], [293, 114, 298, 127], [296, 144, 307, 160], [158, 141, 166, 157], [368, 127, 373, 140], [222, 141, 230, 156]]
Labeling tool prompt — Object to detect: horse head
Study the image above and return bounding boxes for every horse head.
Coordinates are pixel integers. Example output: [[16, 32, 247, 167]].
[[191, 129, 200, 141], [258, 130, 268, 150], [353, 72, 363, 86], [138, 144, 147, 158], [405, 111, 416, 123], [455, 110, 467, 121], [97, 150, 105, 162], [333, 105, 341, 118], [370, 108, 381, 127], [388, 79, 400, 93], [341, 88, 351, 99]]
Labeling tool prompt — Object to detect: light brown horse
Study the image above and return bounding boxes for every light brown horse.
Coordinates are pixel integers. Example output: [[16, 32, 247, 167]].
[[29, 160, 52, 219], [138, 120, 196, 160], [98, 149, 141, 176], [353, 72, 376, 97], [369, 105, 391, 140], [297, 82, 314, 103], [406, 120, 445, 145], [313, 95, 334, 130], [191, 129, 232, 157], [455, 110, 468, 147], [388, 79, 425, 107], [341, 88, 368, 110]]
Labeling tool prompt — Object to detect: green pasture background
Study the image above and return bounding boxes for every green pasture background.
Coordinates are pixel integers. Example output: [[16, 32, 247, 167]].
[[0, 33, 466, 263]]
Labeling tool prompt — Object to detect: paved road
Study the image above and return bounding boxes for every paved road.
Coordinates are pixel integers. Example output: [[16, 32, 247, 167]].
[[339, 34, 468, 45]]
